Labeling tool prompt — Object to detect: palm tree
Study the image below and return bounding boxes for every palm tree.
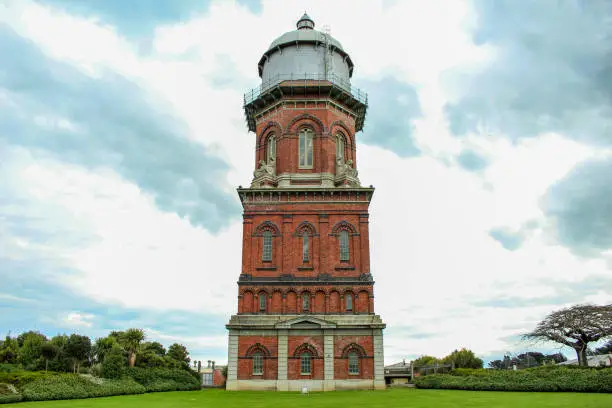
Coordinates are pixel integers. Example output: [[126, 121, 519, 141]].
[[119, 329, 145, 368]]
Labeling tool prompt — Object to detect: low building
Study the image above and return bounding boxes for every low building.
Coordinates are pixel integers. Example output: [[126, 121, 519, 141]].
[[199, 360, 226, 388], [384, 360, 413, 385]]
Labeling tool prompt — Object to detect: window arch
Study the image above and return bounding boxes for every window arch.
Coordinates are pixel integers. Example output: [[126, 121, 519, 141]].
[[246, 343, 271, 375], [253, 221, 280, 263], [336, 133, 345, 162], [266, 134, 276, 163], [299, 128, 314, 168]]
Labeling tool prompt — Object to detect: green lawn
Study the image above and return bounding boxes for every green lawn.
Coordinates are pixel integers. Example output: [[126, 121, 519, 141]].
[[8, 388, 612, 408]]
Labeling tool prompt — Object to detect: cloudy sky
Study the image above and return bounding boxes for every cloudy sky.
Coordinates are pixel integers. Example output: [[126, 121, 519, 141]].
[[1, 0, 611, 366]]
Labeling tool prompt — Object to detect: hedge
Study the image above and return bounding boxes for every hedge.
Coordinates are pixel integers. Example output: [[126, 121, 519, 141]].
[[20, 374, 145, 401], [0, 383, 22, 404], [124, 367, 200, 392], [413, 366, 612, 393]]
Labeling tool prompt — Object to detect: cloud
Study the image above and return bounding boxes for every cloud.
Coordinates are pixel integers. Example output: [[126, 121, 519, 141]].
[[355, 76, 422, 156], [62, 312, 95, 328], [542, 157, 612, 256], [457, 149, 488, 172], [0, 26, 240, 232], [489, 227, 524, 251], [444, 0, 612, 146]]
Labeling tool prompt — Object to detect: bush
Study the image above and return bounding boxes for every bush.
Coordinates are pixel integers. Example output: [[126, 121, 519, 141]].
[[21, 373, 145, 401], [413, 366, 612, 393], [125, 367, 200, 392], [102, 346, 125, 379], [0, 370, 58, 388], [0, 383, 22, 404]]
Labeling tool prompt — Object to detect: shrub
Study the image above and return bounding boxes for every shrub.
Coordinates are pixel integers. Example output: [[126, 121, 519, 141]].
[[125, 367, 200, 392], [21, 373, 145, 401], [413, 366, 612, 393], [102, 346, 125, 379], [0, 383, 22, 404], [0, 370, 58, 388]]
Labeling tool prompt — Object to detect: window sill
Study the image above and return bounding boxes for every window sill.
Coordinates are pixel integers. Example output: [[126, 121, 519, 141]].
[[256, 266, 277, 271], [349, 372, 360, 376], [297, 266, 314, 271], [300, 373, 312, 376], [252, 373, 263, 376], [335, 265, 355, 271]]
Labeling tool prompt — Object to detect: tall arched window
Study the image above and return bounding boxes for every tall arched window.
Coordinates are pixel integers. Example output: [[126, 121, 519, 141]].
[[346, 293, 353, 312], [267, 134, 276, 162], [336, 133, 345, 162], [299, 128, 313, 168], [348, 351, 359, 374], [302, 232, 309, 262], [302, 293, 310, 312], [300, 352, 312, 375], [339, 230, 350, 261], [262, 230, 272, 261], [259, 293, 267, 312], [252, 352, 263, 375]]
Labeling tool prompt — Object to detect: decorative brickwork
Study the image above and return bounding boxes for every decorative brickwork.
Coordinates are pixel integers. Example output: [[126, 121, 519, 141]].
[[226, 14, 385, 392]]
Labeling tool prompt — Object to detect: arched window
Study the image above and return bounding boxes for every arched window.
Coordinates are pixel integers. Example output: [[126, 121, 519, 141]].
[[259, 293, 267, 312], [299, 128, 314, 168], [300, 352, 312, 375], [252, 351, 263, 375], [302, 293, 310, 312], [336, 133, 345, 162], [302, 232, 309, 262], [267, 134, 276, 162], [339, 230, 350, 261], [348, 351, 359, 374], [262, 230, 272, 261], [346, 293, 353, 312]]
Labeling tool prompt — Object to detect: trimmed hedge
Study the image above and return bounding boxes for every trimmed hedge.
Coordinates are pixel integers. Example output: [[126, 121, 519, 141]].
[[21, 374, 145, 401], [0, 383, 22, 404], [413, 366, 612, 393], [125, 367, 200, 392]]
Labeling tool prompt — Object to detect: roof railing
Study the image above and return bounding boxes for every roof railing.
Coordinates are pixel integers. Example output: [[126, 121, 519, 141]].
[[243, 73, 367, 106]]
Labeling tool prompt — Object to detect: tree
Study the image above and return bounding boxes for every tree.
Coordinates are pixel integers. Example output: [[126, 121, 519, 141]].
[[17, 331, 47, 369], [102, 345, 125, 379], [442, 348, 483, 369], [412, 355, 440, 368], [136, 341, 167, 368], [167, 343, 190, 367], [0, 336, 19, 364], [64, 334, 91, 373], [92, 336, 118, 364], [117, 328, 145, 368], [523, 304, 612, 367], [41, 343, 58, 372]]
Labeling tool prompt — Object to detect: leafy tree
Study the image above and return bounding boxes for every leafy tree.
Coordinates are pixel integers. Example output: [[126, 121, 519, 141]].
[[41, 343, 58, 371], [442, 348, 483, 369], [117, 328, 145, 368], [523, 304, 612, 366], [0, 336, 19, 364], [488, 359, 505, 369], [64, 334, 91, 373], [92, 336, 118, 364], [47, 334, 70, 372], [101, 345, 125, 379], [136, 341, 167, 368], [412, 355, 440, 367], [167, 343, 190, 367], [17, 331, 47, 369]]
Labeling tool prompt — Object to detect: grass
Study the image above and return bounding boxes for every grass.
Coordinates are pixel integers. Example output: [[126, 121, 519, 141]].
[[7, 388, 612, 408]]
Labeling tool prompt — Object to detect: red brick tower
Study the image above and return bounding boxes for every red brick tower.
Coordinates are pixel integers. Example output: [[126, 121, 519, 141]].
[[226, 13, 386, 391]]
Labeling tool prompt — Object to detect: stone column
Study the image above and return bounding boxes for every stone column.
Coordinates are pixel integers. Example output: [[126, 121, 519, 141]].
[[277, 329, 289, 391], [373, 329, 385, 390], [323, 329, 335, 391], [226, 331, 239, 390]]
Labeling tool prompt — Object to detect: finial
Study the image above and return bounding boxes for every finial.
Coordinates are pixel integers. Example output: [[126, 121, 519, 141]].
[[297, 12, 315, 30]]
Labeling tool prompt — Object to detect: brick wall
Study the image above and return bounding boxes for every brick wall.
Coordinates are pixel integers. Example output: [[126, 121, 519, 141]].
[[333, 335, 375, 380], [287, 335, 324, 380], [237, 336, 278, 380]]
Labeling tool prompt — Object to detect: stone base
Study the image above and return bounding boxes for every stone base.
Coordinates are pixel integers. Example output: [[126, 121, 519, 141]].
[[226, 379, 382, 391]]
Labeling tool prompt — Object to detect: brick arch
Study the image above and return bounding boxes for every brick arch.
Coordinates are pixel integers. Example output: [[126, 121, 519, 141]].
[[330, 120, 354, 146], [314, 290, 326, 313], [285, 290, 297, 313], [294, 221, 317, 236], [242, 290, 254, 313], [328, 290, 341, 313], [330, 221, 359, 236], [293, 343, 320, 358], [341, 343, 367, 358], [246, 343, 272, 358], [257, 121, 282, 147], [286, 113, 325, 134], [253, 221, 281, 236], [270, 290, 283, 313]]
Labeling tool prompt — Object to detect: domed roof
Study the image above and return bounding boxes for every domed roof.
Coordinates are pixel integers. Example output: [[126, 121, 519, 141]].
[[258, 13, 353, 78]]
